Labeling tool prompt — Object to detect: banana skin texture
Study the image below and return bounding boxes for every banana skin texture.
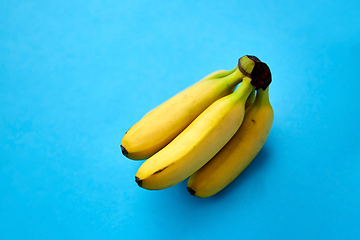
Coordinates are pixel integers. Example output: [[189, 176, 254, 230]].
[[187, 87, 274, 198], [135, 77, 256, 190], [121, 56, 257, 160]]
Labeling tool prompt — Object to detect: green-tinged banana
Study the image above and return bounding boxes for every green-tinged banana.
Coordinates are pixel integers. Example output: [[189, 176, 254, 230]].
[[245, 89, 255, 109], [187, 85, 274, 198], [121, 55, 257, 160], [135, 60, 271, 190]]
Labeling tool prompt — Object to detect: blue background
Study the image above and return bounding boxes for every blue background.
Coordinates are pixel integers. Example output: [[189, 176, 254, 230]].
[[1, 0, 360, 239]]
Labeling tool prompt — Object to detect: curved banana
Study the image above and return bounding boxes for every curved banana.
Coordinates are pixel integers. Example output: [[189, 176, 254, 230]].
[[135, 59, 271, 190], [187, 86, 274, 198], [135, 77, 255, 190], [121, 56, 257, 160]]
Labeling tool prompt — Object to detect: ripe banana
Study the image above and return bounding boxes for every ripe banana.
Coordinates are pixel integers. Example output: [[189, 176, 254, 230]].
[[121, 56, 257, 160], [135, 59, 271, 190], [187, 86, 274, 198], [134, 77, 254, 189]]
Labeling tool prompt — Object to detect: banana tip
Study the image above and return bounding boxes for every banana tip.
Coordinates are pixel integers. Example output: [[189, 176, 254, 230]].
[[120, 145, 128, 157], [135, 176, 142, 187], [238, 55, 272, 90], [187, 187, 196, 195], [251, 61, 272, 90]]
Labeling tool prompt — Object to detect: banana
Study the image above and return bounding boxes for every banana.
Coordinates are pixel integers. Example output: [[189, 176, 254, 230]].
[[245, 89, 255, 109], [135, 59, 271, 190], [187, 85, 274, 198], [121, 56, 257, 160]]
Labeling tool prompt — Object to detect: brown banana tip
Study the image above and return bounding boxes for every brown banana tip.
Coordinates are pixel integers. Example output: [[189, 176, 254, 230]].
[[251, 61, 272, 90], [238, 55, 261, 78], [135, 176, 142, 187], [247, 55, 261, 62], [120, 145, 128, 157], [187, 187, 196, 195]]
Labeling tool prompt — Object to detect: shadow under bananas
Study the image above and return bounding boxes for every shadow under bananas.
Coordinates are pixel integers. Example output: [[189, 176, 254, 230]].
[[139, 146, 273, 239]]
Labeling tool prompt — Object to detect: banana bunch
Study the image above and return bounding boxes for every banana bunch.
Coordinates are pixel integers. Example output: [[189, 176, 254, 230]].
[[121, 55, 273, 197]]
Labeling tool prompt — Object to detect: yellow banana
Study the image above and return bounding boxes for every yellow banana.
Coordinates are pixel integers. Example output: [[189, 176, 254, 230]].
[[135, 59, 271, 190], [121, 56, 257, 160], [187, 86, 274, 198], [134, 77, 254, 189]]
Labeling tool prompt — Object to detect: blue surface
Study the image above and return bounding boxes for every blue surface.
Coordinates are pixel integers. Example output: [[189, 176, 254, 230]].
[[1, 0, 360, 239]]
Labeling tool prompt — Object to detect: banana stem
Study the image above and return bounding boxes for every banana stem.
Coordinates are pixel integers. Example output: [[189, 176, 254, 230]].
[[255, 86, 270, 105], [216, 68, 244, 86], [205, 67, 238, 81], [219, 66, 237, 78], [233, 77, 255, 102], [245, 90, 255, 109], [238, 55, 258, 77]]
